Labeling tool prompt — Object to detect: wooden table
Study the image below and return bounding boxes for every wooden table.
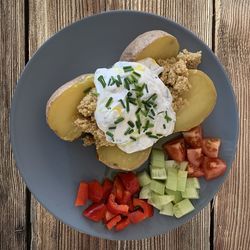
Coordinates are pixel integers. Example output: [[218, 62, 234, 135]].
[[1, 0, 249, 249]]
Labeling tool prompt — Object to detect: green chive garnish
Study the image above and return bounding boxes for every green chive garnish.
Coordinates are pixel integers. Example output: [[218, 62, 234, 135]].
[[83, 87, 92, 94], [129, 74, 138, 83], [124, 78, 130, 90], [148, 115, 155, 120], [108, 78, 112, 86], [128, 121, 135, 128], [146, 132, 158, 139], [128, 98, 137, 105], [123, 66, 134, 72], [165, 112, 172, 123], [117, 75, 122, 85], [135, 108, 141, 114], [163, 124, 166, 129], [150, 109, 155, 116], [98, 75, 106, 88], [130, 136, 137, 141], [91, 92, 99, 97], [119, 99, 125, 108], [136, 121, 141, 134], [143, 120, 150, 132], [158, 111, 164, 115], [105, 97, 113, 109], [157, 133, 163, 136], [133, 71, 141, 78], [147, 93, 157, 102], [109, 126, 116, 130], [145, 84, 149, 93], [114, 117, 125, 124], [126, 97, 130, 112], [148, 123, 154, 128], [136, 113, 141, 124], [124, 128, 131, 135], [106, 131, 114, 140]]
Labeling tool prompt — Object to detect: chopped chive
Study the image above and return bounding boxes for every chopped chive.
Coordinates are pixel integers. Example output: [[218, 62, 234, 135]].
[[130, 136, 137, 141], [83, 87, 92, 94], [145, 84, 149, 93], [158, 111, 164, 115], [141, 109, 149, 117], [126, 97, 130, 112], [124, 78, 130, 90], [91, 92, 99, 97], [128, 121, 135, 128], [148, 123, 154, 128], [136, 121, 141, 134], [147, 93, 157, 102], [135, 108, 141, 114], [106, 131, 114, 140], [153, 103, 157, 108], [98, 75, 106, 88], [124, 127, 131, 135], [123, 66, 134, 72], [157, 133, 163, 136], [128, 128, 134, 134], [136, 113, 141, 124], [145, 132, 152, 135], [165, 112, 172, 123], [119, 99, 125, 108], [128, 98, 137, 105], [105, 97, 113, 108], [130, 74, 138, 83], [146, 132, 158, 139], [108, 78, 112, 86], [143, 120, 150, 132], [150, 109, 156, 116], [117, 75, 122, 85], [108, 126, 116, 130], [148, 115, 155, 120], [127, 92, 132, 97], [163, 124, 166, 129], [114, 117, 124, 124], [133, 71, 141, 78]]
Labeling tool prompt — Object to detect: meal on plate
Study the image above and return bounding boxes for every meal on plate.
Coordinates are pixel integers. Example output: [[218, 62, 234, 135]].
[[46, 30, 226, 230]]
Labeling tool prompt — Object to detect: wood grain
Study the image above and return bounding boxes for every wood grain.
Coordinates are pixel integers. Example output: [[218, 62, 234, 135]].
[[29, 1, 212, 250], [0, 0, 27, 250], [213, 0, 250, 249]]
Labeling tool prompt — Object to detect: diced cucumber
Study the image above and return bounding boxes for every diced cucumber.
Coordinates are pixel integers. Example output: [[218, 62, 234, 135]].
[[173, 199, 195, 218], [151, 149, 165, 168], [160, 202, 174, 216], [150, 180, 165, 195], [181, 187, 199, 199], [186, 177, 200, 189], [150, 167, 167, 180], [165, 168, 178, 191], [137, 171, 152, 186], [148, 197, 163, 210], [165, 188, 183, 204], [177, 170, 188, 192], [139, 185, 152, 199], [179, 161, 188, 171], [165, 160, 178, 168], [151, 193, 174, 206]]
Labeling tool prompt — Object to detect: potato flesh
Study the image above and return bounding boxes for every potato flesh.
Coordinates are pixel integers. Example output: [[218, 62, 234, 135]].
[[47, 75, 94, 141], [135, 36, 179, 60], [97, 146, 151, 171], [174, 70, 217, 132]]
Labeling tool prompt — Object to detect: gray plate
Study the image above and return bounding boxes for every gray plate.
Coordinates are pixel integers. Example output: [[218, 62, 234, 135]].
[[10, 11, 238, 240]]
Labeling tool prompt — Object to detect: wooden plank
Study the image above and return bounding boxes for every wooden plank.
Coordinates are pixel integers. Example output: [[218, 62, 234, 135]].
[[213, 0, 250, 249], [0, 0, 27, 250], [29, 0, 212, 249]]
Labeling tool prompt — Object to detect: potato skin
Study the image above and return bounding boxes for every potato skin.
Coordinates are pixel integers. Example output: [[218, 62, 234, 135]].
[[120, 30, 179, 61]]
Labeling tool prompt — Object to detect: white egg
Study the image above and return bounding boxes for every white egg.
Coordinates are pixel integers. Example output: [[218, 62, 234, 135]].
[[94, 61, 176, 154]]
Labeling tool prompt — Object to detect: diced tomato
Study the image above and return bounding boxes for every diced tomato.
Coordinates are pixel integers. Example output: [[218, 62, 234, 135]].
[[133, 198, 154, 218], [183, 126, 203, 148], [128, 210, 146, 224], [103, 210, 116, 223], [187, 148, 203, 167], [163, 138, 186, 162], [202, 138, 221, 158], [83, 203, 106, 222], [115, 217, 130, 231], [202, 156, 227, 180], [107, 193, 129, 215], [106, 215, 122, 230], [187, 163, 205, 177], [112, 176, 125, 204], [118, 172, 140, 195], [120, 190, 132, 204], [102, 178, 113, 200], [75, 182, 88, 206], [88, 180, 103, 203]]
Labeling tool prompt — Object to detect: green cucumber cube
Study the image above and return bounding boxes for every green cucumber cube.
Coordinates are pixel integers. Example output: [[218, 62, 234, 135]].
[[139, 185, 152, 199], [151, 149, 165, 168], [160, 202, 174, 216], [186, 177, 200, 189], [151, 193, 174, 206], [148, 197, 163, 210], [150, 167, 167, 180], [179, 161, 189, 171], [181, 187, 199, 199], [173, 199, 195, 218], [165, 167, 178, 191], [177, 170, 188, 192], [137, 171, 152, 186], [165, 188, 183, 204], [150, 180, 165, 195]]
